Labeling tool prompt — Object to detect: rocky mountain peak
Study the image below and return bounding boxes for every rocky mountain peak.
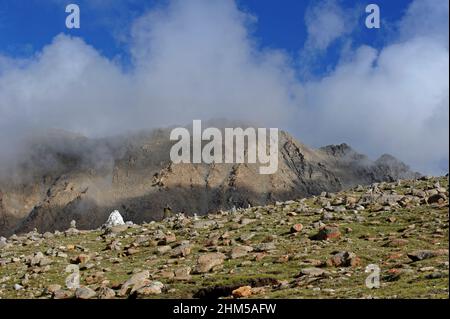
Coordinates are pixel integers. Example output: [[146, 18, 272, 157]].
[[0, 128, 419, 236]]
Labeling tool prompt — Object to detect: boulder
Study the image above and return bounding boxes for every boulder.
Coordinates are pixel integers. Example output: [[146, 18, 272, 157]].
[[232, 286, 252, 298], [407, 249, 448, 262], [118, 270, 150, 296], [311, 226, 341, 241], [75, 286, 96, 299], [427, 194, 447, 205], [299, 267, 330, 277], [194, 253, 226, 273], [103, 210, 125, 227], [171, 243, 191, 258], [135, 281, 164, 296], [229, 246, 253, 259], [290, 224, 303, 233], [97, 286, 116, 299], [174, 267, 192, 281], [327, 251, 361, 267]]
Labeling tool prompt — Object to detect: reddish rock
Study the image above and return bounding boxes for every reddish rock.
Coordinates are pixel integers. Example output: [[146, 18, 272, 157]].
[[327, 251, 361, 267], [71, 254, 90, 264], [311, 226, 341, 240], [161, 233, 177, 245], [232, 286, 252, 298], [290, 224, 303, 233]]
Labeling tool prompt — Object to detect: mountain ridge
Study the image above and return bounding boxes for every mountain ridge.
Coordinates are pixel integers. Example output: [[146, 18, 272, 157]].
[[0, 128, 420, 236]]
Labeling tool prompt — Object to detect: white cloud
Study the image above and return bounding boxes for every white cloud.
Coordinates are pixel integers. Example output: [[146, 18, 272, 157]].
[[399, 0, 449, 44], [0, 0, 448, 175], [303, 0, 357, 53], [296, 0, 449, 174]]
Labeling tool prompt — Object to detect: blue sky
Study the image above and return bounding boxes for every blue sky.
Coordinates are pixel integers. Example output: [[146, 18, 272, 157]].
[[0, 0, 412, 70], [0, 0, 448, 174]]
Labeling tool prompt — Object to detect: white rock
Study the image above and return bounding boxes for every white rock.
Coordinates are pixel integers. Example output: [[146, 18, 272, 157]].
[[136, 281, 164, 295], [14, 284, 24, 290], [65, 272, 80, 290], [0, 237, 7, 249], [104, 210, 125, 227]]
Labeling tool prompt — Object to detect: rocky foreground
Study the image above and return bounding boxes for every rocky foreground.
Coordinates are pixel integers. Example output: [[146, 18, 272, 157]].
[[0, 176, 448, 299]]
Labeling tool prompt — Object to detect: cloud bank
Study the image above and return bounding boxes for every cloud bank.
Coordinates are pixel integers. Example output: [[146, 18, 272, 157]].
[[0, 0, 448, 175]]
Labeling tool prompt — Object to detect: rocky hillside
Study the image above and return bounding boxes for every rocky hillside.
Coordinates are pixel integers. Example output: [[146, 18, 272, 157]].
[[0, 128, 419, 236], [0, 176, 447, 299]]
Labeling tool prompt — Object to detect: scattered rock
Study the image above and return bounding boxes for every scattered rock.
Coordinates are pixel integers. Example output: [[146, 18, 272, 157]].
[[194, 253, 226, 273], [46, 284, 62, 294], [119, 270, 150, 296], [311, 226, 341, 240], [75, 286, 96, 299], [0, 236, 7, 249], [327, 251, 361, 267], [426, 272, 447, 279], [232, 286, 252, 298], [161, 233, 177, 245], [27, 252, 52, 267], [427, 194, 447, 205], [171, 243, 191, 258], [97, 286, 116, 299], [157, 245, 172, 255], [71, 254, 90, 264], [125, 247, 140, 256], [174, 267, 192, 281], [135, 281, 164, 296], [103, 210, 125, 227], [106, 240, 121, 251], [407, 249, 448, 262], [238, 233, 255, 243], [53, 289, 73, 299], [299, 267, 330, 277], [254, 242, 276, 252], [229, 246, 253, 259], [14, 284, 23, 291], [290, 224, 303, 233]]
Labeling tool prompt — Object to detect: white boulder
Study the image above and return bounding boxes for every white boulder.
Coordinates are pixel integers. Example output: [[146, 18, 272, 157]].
[[104, 210, 125, 227]]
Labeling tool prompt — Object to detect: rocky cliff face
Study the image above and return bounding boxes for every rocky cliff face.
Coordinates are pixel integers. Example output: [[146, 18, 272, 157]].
[[0, 128, 420, 236]]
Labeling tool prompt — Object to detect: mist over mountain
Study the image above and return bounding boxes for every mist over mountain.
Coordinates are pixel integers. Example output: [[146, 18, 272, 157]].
[[0, 127, 419, 236], [0, 0, 448, 176]]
